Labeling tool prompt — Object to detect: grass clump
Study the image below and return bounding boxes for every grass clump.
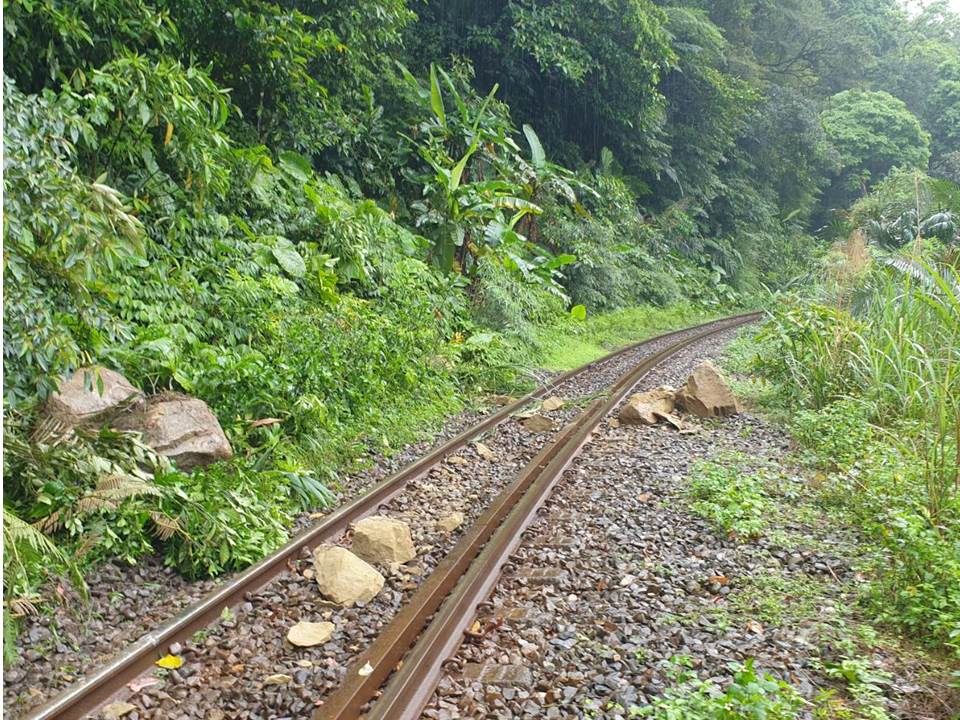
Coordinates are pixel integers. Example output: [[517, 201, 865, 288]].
[[742, 256, 960, 656], [686, 461, 771, 539], [637, 658, 806, 719], [536, 303, 719, 371]]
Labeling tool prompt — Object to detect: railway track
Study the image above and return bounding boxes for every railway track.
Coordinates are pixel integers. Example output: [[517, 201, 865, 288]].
[[25, 312, 758, 720]]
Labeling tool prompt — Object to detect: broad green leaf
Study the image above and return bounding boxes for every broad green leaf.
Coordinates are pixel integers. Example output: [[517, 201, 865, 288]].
[[570, 305, 587, 321], [429, 64, 446, 127], [272, 238, 306, 278], [278, 151, 313, 182], [522, 124, 546, 169], [450, 140, 478, 191]]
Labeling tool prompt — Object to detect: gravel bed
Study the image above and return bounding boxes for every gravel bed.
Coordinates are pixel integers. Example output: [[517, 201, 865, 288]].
[[424, 331, 946, 720], [3, 317, 745, 718]]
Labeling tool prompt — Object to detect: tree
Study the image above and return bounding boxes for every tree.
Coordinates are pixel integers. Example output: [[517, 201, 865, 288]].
[[404, 0, 675, 172], [820, 89, 930, 208]]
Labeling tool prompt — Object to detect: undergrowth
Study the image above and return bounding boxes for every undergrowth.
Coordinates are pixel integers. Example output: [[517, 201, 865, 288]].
[[685, 460, 771, 539], [723, 252, 960, 657]]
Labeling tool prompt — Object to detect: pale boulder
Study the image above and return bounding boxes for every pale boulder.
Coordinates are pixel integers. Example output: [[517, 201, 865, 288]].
[[312, 545, 384, 606], [47, 366, 144, 429], [436, 511, 465, 534], [676, 361, 739, 418], [352, 516, 416, 565], [126, 395, 232, 470], [541, 396, 565, 412], [521, 414, 554, 433], [287, 621, 335, 647], [619, 386, 677, 425]]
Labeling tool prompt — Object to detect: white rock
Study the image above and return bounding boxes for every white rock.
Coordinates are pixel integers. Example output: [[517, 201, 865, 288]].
[[352, 516, 416, 565], [436, 511, 465, 534], [287, 621, 335, 647], [541, 396, 565, 412], [102, 702, 137, 719], [312, 545, 384, 606]]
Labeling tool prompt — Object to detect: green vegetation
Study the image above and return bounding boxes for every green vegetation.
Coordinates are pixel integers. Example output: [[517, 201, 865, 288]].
[[685, 461, 771, 539], [728, 175, 959, 655], [637, 658, 806, 719], [536, 304, 718, 371], [4, 0, 960, 670]]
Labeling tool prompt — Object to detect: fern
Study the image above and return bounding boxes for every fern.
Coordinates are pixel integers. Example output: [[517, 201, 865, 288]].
[[3, 507, 66, 597]]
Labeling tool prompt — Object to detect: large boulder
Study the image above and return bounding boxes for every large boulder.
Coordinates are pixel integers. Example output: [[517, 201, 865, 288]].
[[124, 395, 232, 470], [676, 361, 739, 418], [47, 366, 144, 429], [352, 516, 416, 565], [312, 545, 385, 606], [619, 386, 677, 425]]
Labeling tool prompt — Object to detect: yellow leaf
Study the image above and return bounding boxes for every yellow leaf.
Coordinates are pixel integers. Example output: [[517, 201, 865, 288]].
[[163, 122, 174, 145], [155, 654, 183, 669]]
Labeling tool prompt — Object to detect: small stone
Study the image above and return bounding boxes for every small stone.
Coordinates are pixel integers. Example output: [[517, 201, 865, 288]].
[[436, 512, 465, 534], [541, 396, 565, 412], [312, 545, 385, 606], [474, 442, 497, 462], [264, 674, 292, 685], [287, 621, 335, 647], [168, 642, 182, 656], [521, 415, 554, 433], [102, 702, 137, 719]]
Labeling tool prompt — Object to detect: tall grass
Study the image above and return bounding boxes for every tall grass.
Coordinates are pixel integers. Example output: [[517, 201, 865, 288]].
[[848, 264, 960, 522], [754, 255, 960, 651]]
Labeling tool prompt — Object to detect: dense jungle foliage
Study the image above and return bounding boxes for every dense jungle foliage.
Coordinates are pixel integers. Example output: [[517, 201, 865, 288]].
[[3, 0, 959, 663]]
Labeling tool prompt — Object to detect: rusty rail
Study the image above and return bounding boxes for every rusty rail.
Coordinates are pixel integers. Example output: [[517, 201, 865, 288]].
[[315, 313, 759, 720], [25, 312, 758, 720]]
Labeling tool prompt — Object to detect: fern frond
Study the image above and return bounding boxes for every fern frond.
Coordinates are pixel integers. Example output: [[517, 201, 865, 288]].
[[150, 512, 182, 541]]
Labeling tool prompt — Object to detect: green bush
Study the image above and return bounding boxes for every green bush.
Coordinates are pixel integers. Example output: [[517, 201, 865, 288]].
[[637, 659, 806, 719], [156, 461, 291, 579], [792, 398, 874, 469], [686, 461, 770, 538]]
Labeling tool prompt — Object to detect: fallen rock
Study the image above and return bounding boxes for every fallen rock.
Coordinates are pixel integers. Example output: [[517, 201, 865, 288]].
[[352, 516, 416, 565], [47, 366, 144, 430], [521, 414, 554, 433], [436, 511, 465, 534], [263, 674, 292, 686], [541, 396, 565, 412], [676, 361, 739, 417], [619, 386, 676, 425], [474, 442, 496, 462], [123, 395, 232, 470], [287, 621, 334, 647], [313, 545, 384, 606], [102, 702, 137, 719]]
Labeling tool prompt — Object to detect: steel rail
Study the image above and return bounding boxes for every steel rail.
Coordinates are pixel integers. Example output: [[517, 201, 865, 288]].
[[315, 313, 759, 720], [25, 312, 758, 720]]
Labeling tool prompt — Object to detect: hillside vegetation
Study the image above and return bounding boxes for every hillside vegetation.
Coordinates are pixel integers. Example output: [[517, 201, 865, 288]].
[[3, 0, 959, 662]]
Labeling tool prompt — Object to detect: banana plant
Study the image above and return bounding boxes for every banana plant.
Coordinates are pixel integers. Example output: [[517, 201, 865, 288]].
[[407, 64, 544, 277]]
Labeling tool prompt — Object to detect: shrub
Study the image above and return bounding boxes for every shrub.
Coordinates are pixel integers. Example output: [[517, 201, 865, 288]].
[[157, 461, 291, 579], [686, 461, 770, 538], [637, 658, 806, 719], [792, 397, 874, 469]]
